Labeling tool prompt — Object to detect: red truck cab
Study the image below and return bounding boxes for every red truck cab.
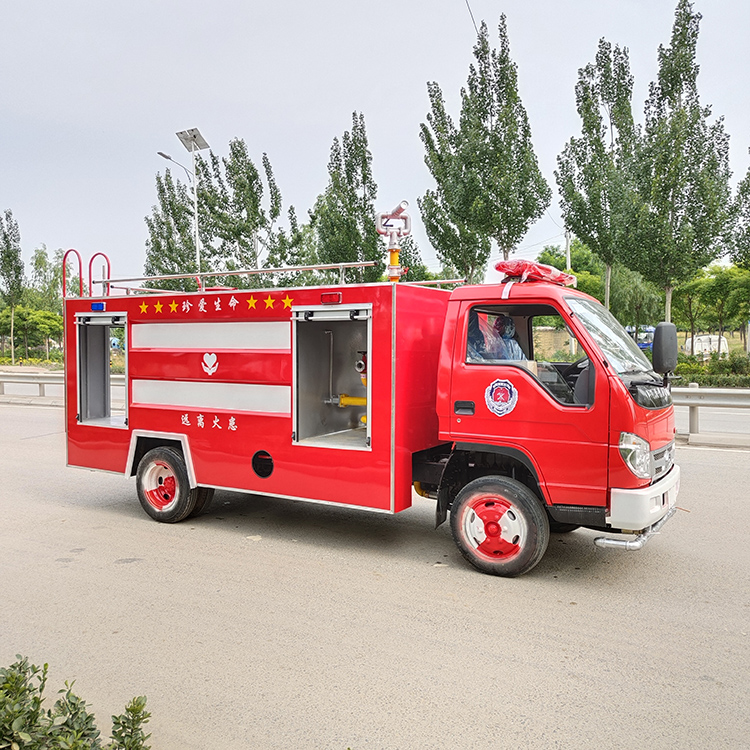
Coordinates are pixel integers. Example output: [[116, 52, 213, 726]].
[[414, 266, 680, 575]]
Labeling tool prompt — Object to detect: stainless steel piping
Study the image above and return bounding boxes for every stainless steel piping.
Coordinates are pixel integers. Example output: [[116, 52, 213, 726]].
[[593, 506, 677, 550]]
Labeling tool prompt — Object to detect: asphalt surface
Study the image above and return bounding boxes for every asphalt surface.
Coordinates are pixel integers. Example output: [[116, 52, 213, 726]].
[[1, 404, 748, 749]]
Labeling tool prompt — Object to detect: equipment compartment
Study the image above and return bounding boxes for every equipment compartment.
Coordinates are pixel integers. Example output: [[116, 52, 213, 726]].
[[292, 305, 372, 450]]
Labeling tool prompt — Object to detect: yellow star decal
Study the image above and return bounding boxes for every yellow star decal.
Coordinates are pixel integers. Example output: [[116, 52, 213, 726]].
[[264, 295, 275, 309], [154, 300, 163, 313], [169, 300, 178, 313], [139, 301, 148, 314], [247, 296, 257, 310], [282, 295, 293, 309]]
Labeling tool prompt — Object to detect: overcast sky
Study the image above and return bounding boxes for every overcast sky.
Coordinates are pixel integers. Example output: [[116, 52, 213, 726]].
[[2, 0, 749, 286]]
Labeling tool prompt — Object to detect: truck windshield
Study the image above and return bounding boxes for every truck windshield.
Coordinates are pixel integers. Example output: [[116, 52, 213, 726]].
[[566, 297, 654, 377]]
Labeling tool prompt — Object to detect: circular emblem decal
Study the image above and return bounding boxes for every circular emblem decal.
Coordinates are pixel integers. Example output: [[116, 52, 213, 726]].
[[485, 378, 518, 418]]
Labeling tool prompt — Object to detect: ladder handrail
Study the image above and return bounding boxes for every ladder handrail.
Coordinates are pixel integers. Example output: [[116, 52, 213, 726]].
[[62, 249, 83, 298], [88, 252, 112, 297]]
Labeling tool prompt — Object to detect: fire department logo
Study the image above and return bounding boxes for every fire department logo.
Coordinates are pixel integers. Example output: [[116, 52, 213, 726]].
[[485, 378, 518, 418], [201, 352, 219, 376]]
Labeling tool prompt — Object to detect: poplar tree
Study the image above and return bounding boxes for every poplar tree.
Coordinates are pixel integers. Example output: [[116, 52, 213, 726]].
[[419, 17, 550, 282], [313, 112, 382, 283], [200, 139, 282, 282], [733, 161, 750, 270], [628, 0, 731, 322], [419, 82, 489, 284], [0, 210, 25, 364], [27, 245, 63, 314], [144, 170, 197, 291], [146, 139, 283, 290], [556, 39, 636, 308]]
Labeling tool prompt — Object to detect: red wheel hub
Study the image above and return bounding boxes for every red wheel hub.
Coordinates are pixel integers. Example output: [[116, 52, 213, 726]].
[[143, 462, 178, 511], [463, 495, 523, 560]]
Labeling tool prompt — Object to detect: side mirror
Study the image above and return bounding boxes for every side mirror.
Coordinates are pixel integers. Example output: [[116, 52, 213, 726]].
[[652, 322, 678, 374]]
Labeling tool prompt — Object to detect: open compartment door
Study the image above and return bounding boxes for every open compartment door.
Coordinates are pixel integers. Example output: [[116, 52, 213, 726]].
[[292, 305, 372, 450], [75, 312, 127, 428]]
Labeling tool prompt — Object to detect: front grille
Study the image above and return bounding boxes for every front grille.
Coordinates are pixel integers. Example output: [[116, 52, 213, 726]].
[[652, 440, 675, 480]]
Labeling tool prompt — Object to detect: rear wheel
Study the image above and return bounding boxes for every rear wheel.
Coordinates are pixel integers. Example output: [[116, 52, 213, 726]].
[[188, 487, 215, 518], [450, 476, 549, 577], [136, 446, 197, 523]]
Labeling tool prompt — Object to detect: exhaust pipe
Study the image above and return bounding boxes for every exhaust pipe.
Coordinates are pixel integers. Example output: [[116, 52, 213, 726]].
[[594, 506, 677, 550]]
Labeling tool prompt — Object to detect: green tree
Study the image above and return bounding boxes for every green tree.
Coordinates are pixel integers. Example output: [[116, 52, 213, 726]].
[[538, 239, 604, 277], [398, 236, 431, 282], [313, 112, 382, 283], [700, 265, 742, 338], [200, 139, 282, 284], [733, 159, 750, 270], [263, 206, 327, 287], [31, 309, 63, 358], [25, 244, 63, 314], [556, 39, 636, 308], [0, 209, 25, 365], [608, 264, 663, 335], [628, 0, 732, 321], [726, 268, 750, 353], [672, 274, 708, 353], [144, 170, 198, 291], [419, 17, 549, 282], [537, 242, 605, 302], [12, 306, 41, 359]]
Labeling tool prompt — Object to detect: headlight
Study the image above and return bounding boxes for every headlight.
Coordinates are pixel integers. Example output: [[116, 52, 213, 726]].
[[619, 432, 652, 479]]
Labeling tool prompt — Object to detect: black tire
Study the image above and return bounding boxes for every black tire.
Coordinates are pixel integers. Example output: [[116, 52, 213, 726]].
[[187, 487, 215, 518], [136, 446, 198, 523], [450, 476, 550, 577], [549, 521, 580, 534]]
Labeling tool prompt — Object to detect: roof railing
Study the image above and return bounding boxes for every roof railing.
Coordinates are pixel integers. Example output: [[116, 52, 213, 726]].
[[94, 261, 379, 295]]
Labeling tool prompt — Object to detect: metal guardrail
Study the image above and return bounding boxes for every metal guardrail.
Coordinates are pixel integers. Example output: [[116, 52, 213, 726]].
[[0, 374, 747, 434], [672, 384, 750, 435], [0, 371, 125, 397]]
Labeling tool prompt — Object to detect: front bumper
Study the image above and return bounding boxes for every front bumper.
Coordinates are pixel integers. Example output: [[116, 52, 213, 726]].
[[607, 464, 681, 532]]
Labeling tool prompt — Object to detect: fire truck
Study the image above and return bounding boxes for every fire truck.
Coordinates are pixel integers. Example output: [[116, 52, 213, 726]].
[[63, 249, 680, 577]]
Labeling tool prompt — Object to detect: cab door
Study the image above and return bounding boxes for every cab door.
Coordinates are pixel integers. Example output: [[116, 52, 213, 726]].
[[448, 300, 610, 507]]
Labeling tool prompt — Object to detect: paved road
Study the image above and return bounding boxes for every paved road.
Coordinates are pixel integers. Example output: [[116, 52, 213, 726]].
[[673, 405, 750, 435], [1, 404, 748, 749]]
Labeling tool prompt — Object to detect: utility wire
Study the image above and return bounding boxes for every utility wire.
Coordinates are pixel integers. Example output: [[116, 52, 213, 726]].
[[546, 209, 564, 230], [464, 0, 479, 35]]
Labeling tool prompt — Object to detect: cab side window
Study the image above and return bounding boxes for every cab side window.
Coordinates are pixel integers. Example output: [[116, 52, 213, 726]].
[[465, 305, 594, 406], [467, 308, 528, 362]]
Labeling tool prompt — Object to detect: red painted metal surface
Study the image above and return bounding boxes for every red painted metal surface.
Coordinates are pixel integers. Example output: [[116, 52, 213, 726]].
[[65, 274, 676, 519], [440, 289, 610, 506], [66, 284, 449, 513]]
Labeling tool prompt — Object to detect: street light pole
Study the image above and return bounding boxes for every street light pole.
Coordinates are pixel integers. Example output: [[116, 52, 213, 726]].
[[157, 128, 210, 286], [189, 140, 200, 275]]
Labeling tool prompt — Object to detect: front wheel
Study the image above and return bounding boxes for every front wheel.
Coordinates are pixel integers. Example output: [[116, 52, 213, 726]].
[[136, 446, 198, 523], [549, 521, 580, 534], [450, 476, 550, 577]]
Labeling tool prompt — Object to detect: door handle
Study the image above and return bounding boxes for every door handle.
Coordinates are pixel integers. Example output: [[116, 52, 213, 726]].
[[454, 400, 475, 415]]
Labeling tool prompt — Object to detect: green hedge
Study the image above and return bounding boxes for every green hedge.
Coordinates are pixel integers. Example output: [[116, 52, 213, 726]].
[[0, 656, 150, 750], [673, 373, 750, 388], [0, 357, 64, 369], [674, 350, 750, 388]]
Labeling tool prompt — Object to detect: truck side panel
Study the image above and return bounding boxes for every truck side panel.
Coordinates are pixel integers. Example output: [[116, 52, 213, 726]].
[[66, 283, 449, 514], [392, 284, 452, 512]]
